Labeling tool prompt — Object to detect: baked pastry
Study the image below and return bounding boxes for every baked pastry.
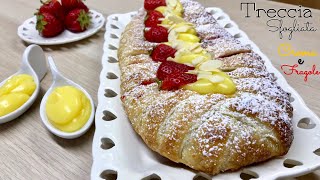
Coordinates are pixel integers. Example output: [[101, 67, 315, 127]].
[[118, 0, 293, 175]]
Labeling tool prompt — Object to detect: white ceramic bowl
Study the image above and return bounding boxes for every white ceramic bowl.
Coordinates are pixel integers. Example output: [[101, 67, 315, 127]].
[[17, 10, 105, 45]]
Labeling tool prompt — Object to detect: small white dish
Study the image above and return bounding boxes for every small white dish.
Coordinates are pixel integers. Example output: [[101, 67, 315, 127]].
[[17, 10, 105, 45], [39, 56, 95, 139], [0, 44, 47, 124]]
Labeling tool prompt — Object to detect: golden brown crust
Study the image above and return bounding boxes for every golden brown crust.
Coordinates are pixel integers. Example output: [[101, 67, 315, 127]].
[[117, 1, 293, 175]]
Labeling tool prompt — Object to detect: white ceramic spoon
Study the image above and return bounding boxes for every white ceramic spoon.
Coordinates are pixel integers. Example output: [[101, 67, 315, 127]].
[[39, 56, 95, 139], [0, 45, 47, 124]]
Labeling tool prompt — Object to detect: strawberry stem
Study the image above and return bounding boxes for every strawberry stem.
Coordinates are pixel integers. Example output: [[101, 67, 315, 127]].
[[155, 78, 162, 89], [36, 14, 47, 33], [77, 10, 91, 30], [40, 0, 50, 5]]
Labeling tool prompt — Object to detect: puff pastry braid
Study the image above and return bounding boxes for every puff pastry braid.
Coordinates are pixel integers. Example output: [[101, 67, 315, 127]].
[[118, 0, 293, 175]]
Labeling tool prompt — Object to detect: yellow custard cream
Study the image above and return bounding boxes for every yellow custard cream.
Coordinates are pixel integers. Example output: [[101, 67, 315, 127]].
[[46, 86, 91, 133], [183, 72, 237, 95], [0, 74, 36, 117], [158, 0, 237, 95]]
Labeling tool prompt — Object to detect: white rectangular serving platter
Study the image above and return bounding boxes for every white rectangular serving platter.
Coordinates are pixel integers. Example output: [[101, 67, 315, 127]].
[[91, 7, 320, 180]]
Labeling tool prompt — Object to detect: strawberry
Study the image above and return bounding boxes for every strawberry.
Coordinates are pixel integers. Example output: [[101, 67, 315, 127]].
[[157, 61, 194, 80], [145, 10, 164, 27], [147, 10, 164, 18], [77, 1, 89, 12], [61, 0, 89, 12], [161, 73, 197, 90], [141, 79, 156, 85], [144, 0, 166, 11], [151, 44, 177, 62], [61, 0, 80, 11], [39, 0, 65, 21], [36, 12, 64, 37], [144, 26, 168, 43], [65, 9, 91, 33]]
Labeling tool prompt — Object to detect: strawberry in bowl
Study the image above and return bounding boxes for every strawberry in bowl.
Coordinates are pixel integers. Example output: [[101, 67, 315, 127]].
[[62, 0, 89, 12], [65, 9, 91, 33], [34, 0, 91, 37], [39, 0, 65, 21], [36, 12, 64, 37]]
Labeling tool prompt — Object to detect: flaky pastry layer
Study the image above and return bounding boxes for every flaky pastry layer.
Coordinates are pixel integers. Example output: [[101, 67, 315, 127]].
[[117, 0, 293, 175]]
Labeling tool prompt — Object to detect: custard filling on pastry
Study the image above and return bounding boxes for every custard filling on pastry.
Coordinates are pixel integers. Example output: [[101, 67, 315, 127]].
[[145, 0, 236, 95]]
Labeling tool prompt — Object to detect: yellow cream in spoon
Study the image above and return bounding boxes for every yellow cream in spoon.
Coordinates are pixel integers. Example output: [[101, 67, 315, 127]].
[[0, 74, 36, 117], [46, 86, 91, 133]]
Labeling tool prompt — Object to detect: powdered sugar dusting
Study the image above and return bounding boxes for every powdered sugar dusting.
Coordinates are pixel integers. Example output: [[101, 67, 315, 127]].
[[202, 38, 251, 58], [227, 67, 276, 81], [121, 62, 160, 92], [118, 0, 293, 174], [193, 111, 230, 157], [196, 24, 233, 40], [119, 54, 154, 70], [228, 93, 291, 125], [219, 52, 265, 70]]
